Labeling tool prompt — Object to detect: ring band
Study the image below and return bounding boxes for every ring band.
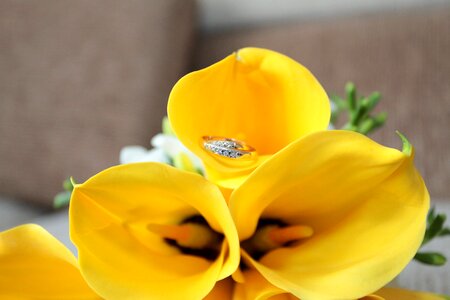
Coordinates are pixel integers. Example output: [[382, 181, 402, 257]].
[[202, 136, 257, 160]]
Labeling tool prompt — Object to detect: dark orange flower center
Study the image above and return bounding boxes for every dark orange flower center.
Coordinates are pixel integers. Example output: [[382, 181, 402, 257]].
[[148, 215, 224, 260], [242, 219, 313, 260]]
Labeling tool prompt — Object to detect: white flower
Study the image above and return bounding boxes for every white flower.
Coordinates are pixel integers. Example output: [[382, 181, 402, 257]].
[[119, 146, 169, 164], [151, 134, 203, 170], [119, 134, 204, 174]]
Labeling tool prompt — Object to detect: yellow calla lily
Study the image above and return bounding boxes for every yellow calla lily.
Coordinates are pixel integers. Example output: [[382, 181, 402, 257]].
[[168, 47, 330, 189], [233, 270, 446, 300], [233, 269, 290, 300], [0, 224, 101, 299], [374, 288, 448, 300], [229, 130, 429, 300], [69, 163, 240, 300]]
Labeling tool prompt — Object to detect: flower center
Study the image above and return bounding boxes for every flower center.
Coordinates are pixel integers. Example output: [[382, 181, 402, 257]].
[[242, 219, 313, 260], [147, 215, 224, 260]]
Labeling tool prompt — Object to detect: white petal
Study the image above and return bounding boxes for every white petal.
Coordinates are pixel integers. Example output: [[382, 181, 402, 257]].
[[120, 146, 169, 164], [120, 146, 148, 164], [151, 134, 204, 171], [151, 134, 185, 157]]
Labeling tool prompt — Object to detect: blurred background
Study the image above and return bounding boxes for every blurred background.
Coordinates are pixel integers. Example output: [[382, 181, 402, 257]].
[[0, 0, 449, 293]]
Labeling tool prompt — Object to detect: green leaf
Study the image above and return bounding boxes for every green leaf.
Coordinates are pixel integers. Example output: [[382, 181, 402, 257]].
[[62, 177, 74, 191], [342, 123, 358, 131], [373, 112, 387, 126], [358, 118, 375, 135], [365, 92, 381, 111], [414, 252, 447, 266], [162, 116, 175, 135], [438, 228, 450, 236], [423, 214, 446, 245], [345, 82, 357, 111], [352, 102, 369, 126], [53, 191, 72, 209], [363, 112, 386, 135], [428, 206, 437, 224], [69, 177, 77, 187], [334, 83, 387, 135], [330, 95, 347, 109]]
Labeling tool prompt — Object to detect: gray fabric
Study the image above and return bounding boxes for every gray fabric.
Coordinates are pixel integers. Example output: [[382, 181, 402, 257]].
[[0, 0, 196, 205], [0, 195, 46, 231]]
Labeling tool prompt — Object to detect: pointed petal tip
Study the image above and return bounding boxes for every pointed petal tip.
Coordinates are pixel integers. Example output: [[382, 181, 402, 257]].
[[396, 130, 413, 157]]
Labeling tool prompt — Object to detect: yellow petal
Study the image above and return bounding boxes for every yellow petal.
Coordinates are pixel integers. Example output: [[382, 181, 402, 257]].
[[232, 278, 445, 300], [233, 269, 296, 300], [360, 295, 385, 300], [204, 278, 235, 300], [0, 224, 100, 299], [168, 47, 330, 188], [374, 288, 447, 300], [70, 163, 240, 300], [231, 272, 446, 300], [230, 130, 429, 299]]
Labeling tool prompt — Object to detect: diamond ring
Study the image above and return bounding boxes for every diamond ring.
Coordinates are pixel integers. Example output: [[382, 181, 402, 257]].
[[202, 136, 257, 161]]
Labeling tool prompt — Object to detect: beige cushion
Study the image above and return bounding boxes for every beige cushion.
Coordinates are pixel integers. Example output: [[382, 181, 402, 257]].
[[195, 6, 450, 199], [0, 0, 195, 205]]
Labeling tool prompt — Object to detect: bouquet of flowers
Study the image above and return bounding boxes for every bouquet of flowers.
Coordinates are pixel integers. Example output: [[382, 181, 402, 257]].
[[1, 48, 449, 299]]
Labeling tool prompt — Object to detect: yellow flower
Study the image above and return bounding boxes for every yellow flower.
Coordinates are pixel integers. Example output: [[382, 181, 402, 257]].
[[69, 163, 240, 300], [233, 270, 446, 300], [0, 48, 432, 300], [0, 224, 100, 299], [0, 224, 236, 300], [67, 130, 427, 299], [168, 47, 330, 189], [374, 288, 448, 300], [229, 130, 429, 299], [1, 222, 441, 300]]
